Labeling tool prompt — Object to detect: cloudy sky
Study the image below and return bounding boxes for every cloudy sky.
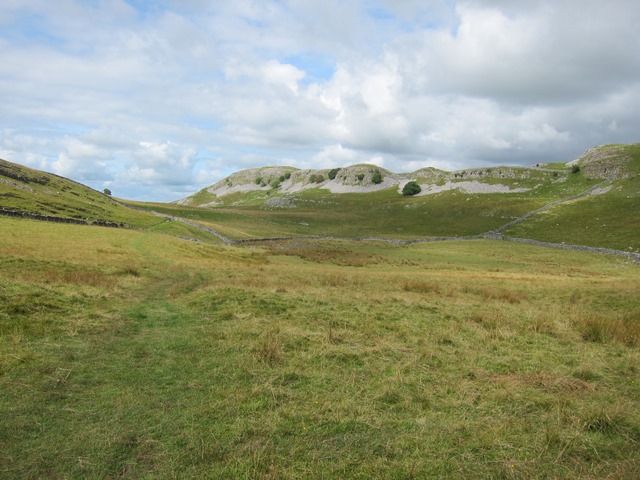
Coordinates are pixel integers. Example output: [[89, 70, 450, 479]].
[[1, 0, 639, 201]]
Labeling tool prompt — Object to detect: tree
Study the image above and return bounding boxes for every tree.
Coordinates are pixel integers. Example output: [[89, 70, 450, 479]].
[[103, 188, 112, 196], [371, 171, 383, 184], [402, 181, 421, 196]]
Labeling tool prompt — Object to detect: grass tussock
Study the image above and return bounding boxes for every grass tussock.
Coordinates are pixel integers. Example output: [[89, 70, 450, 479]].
[[572, 309, 640, 346]]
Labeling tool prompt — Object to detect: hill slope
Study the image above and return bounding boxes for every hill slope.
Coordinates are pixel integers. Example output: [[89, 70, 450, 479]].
[[169, 143, 639, 249], [0, 159, 223, 242], [502, 143, 640, 251]]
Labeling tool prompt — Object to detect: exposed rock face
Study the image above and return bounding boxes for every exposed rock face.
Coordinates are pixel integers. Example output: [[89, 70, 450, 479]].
[[571, 145, 633, 180]]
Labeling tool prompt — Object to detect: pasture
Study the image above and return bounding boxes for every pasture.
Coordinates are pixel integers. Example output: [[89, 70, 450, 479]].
[[1, 217, 639, 478]]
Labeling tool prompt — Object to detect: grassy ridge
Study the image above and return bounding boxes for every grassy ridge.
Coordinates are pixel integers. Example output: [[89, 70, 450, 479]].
[[2, 217, 639, 478], [504, 144, 640, 251]]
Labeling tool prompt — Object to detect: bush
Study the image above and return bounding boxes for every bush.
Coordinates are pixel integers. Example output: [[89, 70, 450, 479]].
[[103, 188, 112, 196], [571, 165, 581, 174], [255, 177, 263, 185], [402, 181, 421, 196], [270, 179, 281, 188], [309, 174, 317, 183], [328, 168, 341, 180], [283, 172, 291, 179], [315, 174, 325, 183], [372, 171, 383, 184], [356, 173, 365, 181]]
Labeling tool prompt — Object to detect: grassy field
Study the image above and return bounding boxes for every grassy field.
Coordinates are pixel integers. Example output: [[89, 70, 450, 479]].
[[2, 216, 639, 479]]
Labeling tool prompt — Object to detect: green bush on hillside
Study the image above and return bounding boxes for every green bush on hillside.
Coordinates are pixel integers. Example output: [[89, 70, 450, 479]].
[[328, 168, 341, 180], [356, 173, 365, 181], [402, 181, 421, 196], [309, 174, 324, 183], [372, 171, 383, 184]]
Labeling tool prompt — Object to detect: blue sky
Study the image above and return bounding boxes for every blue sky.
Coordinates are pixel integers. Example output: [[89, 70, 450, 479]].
[[1, 0, 639, 201]]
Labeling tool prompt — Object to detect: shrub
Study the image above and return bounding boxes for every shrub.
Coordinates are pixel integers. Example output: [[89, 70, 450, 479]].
[[315, 174, 325, 183], [255, 177, 263, 185], [279, 175, 285, 182], [372, 171, 383, 184], [356, 173, 365, 181], [283, 172, 291, 179], [571, 165, 581, 174], [328, 168, 341, 180], [309, 174, 317, 183], [402, 181, 421, 196], [270, 179, 281, 188]]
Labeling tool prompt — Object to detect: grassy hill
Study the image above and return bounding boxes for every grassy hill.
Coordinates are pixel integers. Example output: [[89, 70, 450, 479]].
[[0, 158, 224, 243], [502, 143, 640, 251], [152, 144, 638, 251]]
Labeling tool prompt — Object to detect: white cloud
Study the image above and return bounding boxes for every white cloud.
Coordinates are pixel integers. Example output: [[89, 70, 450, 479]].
[[126, 141, 198, 185], [1, 0, 639, 201]]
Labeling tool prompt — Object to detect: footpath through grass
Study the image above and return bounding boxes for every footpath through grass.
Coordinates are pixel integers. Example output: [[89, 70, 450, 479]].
[[1, 217, 639, 478]]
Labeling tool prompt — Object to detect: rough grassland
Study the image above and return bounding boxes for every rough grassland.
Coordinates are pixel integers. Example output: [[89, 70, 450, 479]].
[[1, 217, 639, 479]]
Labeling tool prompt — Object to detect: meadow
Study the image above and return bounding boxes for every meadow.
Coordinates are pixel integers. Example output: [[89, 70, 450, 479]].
[[1, 216, 639, 479]]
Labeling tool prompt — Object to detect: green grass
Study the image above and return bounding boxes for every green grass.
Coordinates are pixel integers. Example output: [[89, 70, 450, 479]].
[[504, 145, 640, 250], [0, 159, 162, 228], [1, 216, 639, 478]]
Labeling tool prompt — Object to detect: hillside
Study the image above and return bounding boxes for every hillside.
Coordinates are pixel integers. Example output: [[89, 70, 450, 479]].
[[502, 144, 640, 250], [0, 159, 223, 243], [167, 143, 639, 250], [2, 143, 639, 251], [179, 163, 568, 206]]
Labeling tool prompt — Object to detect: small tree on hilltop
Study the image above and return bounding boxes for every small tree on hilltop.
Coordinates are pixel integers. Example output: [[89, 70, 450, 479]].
[[103, 188, 112, 196], [402, 181, 421, 196]]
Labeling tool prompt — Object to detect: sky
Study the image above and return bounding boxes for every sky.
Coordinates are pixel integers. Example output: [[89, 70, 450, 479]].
[[1, 0, 639, 201]]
